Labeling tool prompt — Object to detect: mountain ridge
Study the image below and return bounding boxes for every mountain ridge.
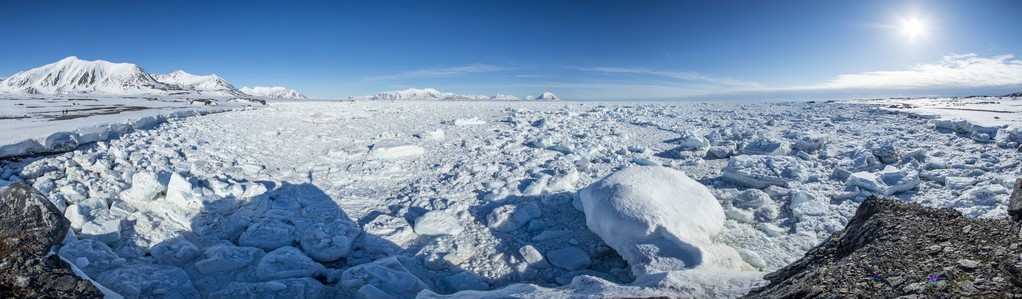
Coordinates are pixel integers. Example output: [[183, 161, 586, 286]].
[[0, 57, 306, 98], [240, 86, 306, 99], [351, 88, 562, 101]]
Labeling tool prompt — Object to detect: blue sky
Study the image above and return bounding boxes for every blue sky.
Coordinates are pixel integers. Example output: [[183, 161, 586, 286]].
[[1, 0, 1021, 100]]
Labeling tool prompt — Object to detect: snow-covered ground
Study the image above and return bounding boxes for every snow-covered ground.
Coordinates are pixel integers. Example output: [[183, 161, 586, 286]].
[[0, 94, 265, 158], [859, 96, 1022, 127], [0, 99, 1019, 297]]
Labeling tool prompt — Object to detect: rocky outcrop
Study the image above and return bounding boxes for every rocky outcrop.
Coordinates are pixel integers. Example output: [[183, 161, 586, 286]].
[[1010, 178, 1022, 224], [0, 182, 102, 298], [745, 183, 1022, 298]]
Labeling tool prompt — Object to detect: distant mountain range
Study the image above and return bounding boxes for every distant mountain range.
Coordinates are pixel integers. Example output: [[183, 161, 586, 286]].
[[350, 88, 561, 101], [1004, 91, 1022, 98], [0, 57, 306, 99], [240, 86, 306, 99]]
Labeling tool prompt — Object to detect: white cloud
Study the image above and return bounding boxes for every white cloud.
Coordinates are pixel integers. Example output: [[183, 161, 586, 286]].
[[368, 64, 512, 80], [579, 67, 765, 88], [809, 53, 1022, 90]]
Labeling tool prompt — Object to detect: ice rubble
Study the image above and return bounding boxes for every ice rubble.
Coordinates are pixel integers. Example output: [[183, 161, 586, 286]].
[[722, 155, 807, 188], [2, 99, 1019, 298]]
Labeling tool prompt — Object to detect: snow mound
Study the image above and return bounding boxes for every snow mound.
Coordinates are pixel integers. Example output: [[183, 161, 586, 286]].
[[580, 166, 750, 276], [722, 155, 806, 188]]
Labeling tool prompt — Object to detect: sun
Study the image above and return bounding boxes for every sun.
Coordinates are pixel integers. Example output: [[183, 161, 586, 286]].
[[900, 18, 927, 39]]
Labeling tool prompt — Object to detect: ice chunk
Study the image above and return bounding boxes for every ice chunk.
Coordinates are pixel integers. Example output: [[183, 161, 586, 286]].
[[791, 134, 827, 153], [150, 237, 200, 264], [58, 238, 122, 276], [299, 219, 361, 262], [256, 246, 326, 281], [737, 249, 767, 271], [668, 130, 710, 153], [338, 257, 431, 299], [239, 219, 297, 251], [96, 264, 199, 298], [369, 141, 426, 159], [722, 155, 806, 188], [846, 166, 920, 196], [486, 202, 542, 232], [868, 140, 899, 164], [996, 125, 1022, 149], [933, 119, 972, 133], [632, 157, 661, 166], [732, 189, 770, 209], [414, 210, 465, 236], [165, 172, 200, 209], [437, 271, 490, 293], [118, 171, 165, 202], [580, 166, 749, 276], [788, 191, 828, 220], [452, 117, 486, 126], [189, 160, 225, 177], [80, 214, 122, 244], [707, 143, 737, 159], [212, 278, 334, 298], [838, 148, 884, 173], [362, 214, 418, 251], [546, 246, 592, 270], [417, 129, 446, 140], [43, 131, 80, 152], [518, 245, 547, 267], [194, 245, 263, 275], [739, 137, 787, 155], [64, 203, 94, 231]]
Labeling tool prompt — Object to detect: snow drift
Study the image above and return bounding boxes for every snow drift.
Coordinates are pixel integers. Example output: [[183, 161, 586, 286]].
[[580, 166, 751, 275]]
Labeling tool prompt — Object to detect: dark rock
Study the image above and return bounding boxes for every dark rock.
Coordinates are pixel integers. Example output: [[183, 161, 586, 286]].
[[744, 196, 1022, 298], [1012, 179, 1022, 220], [0, 182, 103, 298]]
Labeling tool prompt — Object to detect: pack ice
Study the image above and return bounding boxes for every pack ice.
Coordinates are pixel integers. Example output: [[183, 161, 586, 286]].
[[1, 97, 1019, 298]]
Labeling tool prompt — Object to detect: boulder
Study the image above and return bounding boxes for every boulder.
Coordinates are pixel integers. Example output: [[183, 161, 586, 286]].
[[1010, 179, 1022, 221], [0, 182, 103, 297]]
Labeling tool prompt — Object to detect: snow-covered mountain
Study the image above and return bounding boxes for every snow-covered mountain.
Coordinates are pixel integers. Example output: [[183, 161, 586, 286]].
[[0, 57, 297, 98], [152, 71, 241, 96], [536, 92, 561, 101], [1004, 91, 1022, 98], [352, 88, 521, 101], [240, 86, 307, 99], [0, 56, 167, 95]]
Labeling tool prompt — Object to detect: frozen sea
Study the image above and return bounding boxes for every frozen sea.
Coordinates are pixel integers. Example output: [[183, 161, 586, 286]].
[[1, 97, 1020, 298]]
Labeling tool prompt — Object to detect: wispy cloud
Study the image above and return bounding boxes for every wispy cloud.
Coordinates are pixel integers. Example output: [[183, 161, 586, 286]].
[[368, 64, 512, 81], [805, 53, 1022, 90], [514, 74, 554, 78], [579, 67, 765, 88]]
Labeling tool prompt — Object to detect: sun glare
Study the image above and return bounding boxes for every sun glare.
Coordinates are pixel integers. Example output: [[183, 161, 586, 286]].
[[900, 18, 927, 39]]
